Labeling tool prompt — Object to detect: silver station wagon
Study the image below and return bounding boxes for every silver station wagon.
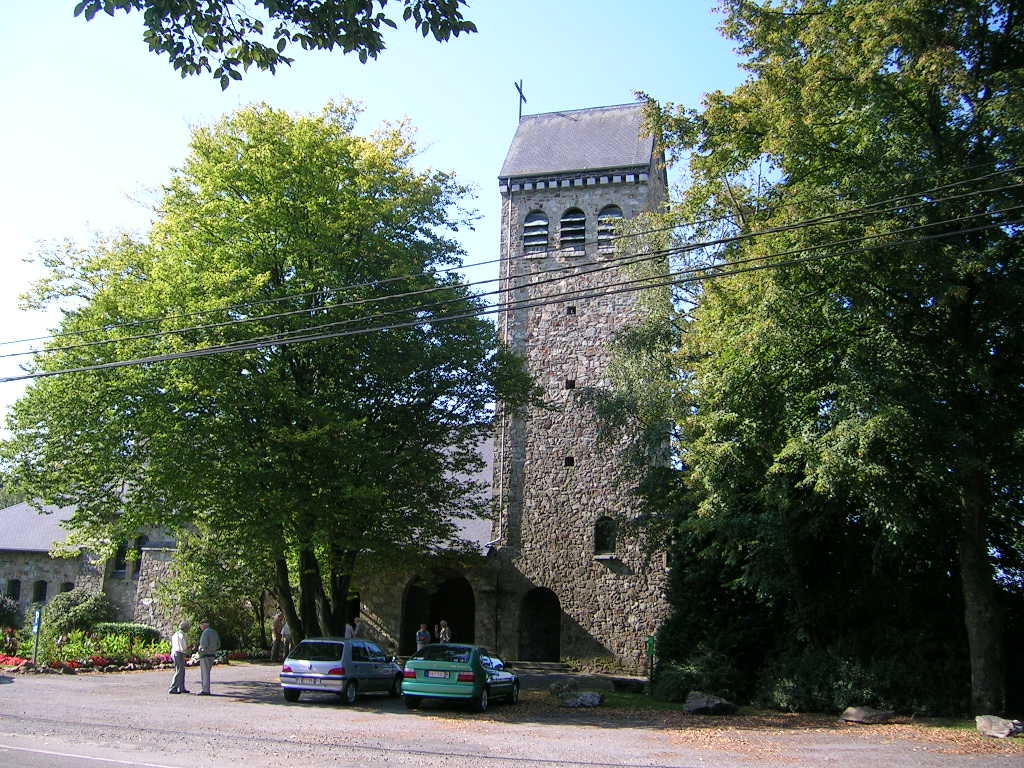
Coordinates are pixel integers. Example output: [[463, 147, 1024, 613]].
[[280, 637, 403, 705]]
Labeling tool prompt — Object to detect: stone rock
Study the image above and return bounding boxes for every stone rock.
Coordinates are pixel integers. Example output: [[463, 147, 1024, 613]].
[[683, 691, 737, 715], [559, 690, 604, 708], [976, 715, 1024, 738], [841, 706, 895, 724], [549, 679, 579, 697]]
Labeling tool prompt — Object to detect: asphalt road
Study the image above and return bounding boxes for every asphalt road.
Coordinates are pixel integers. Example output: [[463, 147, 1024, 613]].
[[0, 662, 1020, 768]]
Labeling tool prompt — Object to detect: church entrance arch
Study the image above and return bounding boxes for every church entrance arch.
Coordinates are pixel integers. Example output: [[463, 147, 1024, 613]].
[[399, 572, 475, 655], [519, 587, 560, 662]]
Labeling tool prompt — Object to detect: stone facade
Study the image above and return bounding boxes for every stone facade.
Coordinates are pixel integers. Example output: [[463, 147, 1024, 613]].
[[487, 104, 671, 669]]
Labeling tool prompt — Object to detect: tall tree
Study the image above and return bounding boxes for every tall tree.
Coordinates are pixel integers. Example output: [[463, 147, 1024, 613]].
[[1, 100, 534, 642], [642, 0, 1023, 714], [73, 0, 476, 88]]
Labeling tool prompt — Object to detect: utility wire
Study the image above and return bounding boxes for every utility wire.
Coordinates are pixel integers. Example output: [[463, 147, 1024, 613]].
[[4, 210, 1018, 383], [3, 171, 1018, 362]]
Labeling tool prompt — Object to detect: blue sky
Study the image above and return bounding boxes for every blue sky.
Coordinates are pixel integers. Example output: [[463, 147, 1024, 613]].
[[0, 1, 745, 422]]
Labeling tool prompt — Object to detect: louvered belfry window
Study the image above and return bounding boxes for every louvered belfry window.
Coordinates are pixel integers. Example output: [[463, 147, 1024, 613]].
[[560, 208, 586, 250], [597, 205, 623, 248], [523, 210, 549, 253]]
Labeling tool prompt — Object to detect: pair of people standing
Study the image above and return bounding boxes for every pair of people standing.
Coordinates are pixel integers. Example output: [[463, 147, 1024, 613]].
[[168, 619, 220, 695]]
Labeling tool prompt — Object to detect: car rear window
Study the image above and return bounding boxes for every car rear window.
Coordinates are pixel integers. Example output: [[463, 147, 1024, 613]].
[[289, 641, 344, 662], [414, 645, 471, 663]]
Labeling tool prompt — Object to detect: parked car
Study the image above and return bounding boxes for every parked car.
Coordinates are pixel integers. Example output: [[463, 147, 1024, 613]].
[[401, 643, 520, 712], [280, 637, 403, 704]]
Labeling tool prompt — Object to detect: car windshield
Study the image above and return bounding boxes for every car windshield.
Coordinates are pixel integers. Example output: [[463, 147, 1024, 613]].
[[414, 645, 472, 663], [289, 641, 344, 662]]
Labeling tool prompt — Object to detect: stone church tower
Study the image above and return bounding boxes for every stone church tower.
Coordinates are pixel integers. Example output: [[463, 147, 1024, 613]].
[[490, 103, 670, 668]]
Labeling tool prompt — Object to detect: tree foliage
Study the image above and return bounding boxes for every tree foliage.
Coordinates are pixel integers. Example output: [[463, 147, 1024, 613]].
[[2, 100, 534, 644], [630, 0, 1024, 715], [73, 0, 477, 89]]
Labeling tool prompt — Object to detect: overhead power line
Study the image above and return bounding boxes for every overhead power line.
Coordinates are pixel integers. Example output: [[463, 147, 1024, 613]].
[[3, 206, 1018, 384]]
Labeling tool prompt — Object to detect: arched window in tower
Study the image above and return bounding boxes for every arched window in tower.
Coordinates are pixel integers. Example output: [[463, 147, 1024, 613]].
[[594, 516, 618, 557], [523, 210, 549, 254], [32, 580, 48, 603], [597, 205, 624, 249], [559, 208, 586, 250]]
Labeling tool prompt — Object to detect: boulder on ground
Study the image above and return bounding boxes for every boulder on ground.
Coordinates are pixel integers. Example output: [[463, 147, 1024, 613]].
[[683, 691, 737, 715], [559, 690, 604, 708], [841, 706, 895, 724], [976, 715, 1024, 738]]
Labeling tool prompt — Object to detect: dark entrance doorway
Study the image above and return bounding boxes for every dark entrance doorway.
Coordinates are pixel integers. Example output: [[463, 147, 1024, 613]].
[[400, 573, 475, 655], [519, 587, 560, 661]]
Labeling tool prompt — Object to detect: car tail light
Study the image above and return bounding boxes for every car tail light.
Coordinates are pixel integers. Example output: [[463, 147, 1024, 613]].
[[457, 672, 475, 683], [281, 665, 292, 673], [403, 669, 416, 678], [328, 667, 345, 676]]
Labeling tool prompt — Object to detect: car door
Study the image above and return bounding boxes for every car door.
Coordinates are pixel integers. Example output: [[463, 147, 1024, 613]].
[[365, 642, 389, 692], [480, 654, 510, 697]]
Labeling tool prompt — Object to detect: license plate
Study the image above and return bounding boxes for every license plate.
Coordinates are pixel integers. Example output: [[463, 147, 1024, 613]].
[[426, 670, 448, 679], [299, 676, 320, 685]]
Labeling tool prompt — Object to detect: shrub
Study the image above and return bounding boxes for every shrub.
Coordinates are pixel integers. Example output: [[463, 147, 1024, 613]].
[[93, 623, 161, 645], [651, 644, 747, 703], [0, 594, 21, 628], [42, 589, 116, 636]]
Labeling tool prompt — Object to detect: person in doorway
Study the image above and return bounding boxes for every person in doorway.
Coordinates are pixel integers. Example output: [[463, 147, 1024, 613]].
[[281, 621, 292, 656], [168, 621, 190, 694], [415, 623, 430, 651], [438, 620, 451, 643], [196, 619, 220, 696]]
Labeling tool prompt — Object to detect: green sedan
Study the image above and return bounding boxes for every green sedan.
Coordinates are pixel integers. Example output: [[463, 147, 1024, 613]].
[[401, 643, 520, 712]]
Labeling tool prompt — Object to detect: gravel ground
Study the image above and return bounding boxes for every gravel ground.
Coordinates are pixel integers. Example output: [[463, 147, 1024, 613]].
[[0, 662, 1021, 768]]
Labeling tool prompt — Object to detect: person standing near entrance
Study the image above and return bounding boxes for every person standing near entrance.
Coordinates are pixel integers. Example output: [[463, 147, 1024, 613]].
[[438, 620, 451, 643], [196, 619, 220, 696], [168, 621, 190, 694], [415, 623, 430, 650]]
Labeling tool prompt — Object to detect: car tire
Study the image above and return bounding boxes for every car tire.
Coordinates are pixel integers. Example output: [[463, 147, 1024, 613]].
[[340, 680, 358, 706], [283, 688, 300, 702], [389, 675, 402, 697], [508, 681, 520, 704], [403, 694, 421, 709], [474, 686, 489, 713]]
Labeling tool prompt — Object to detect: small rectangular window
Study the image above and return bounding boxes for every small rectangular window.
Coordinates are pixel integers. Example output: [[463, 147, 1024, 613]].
[[566, 306, 576, 316], [564, 456, 575, 467], [565, 379, 576, 390]]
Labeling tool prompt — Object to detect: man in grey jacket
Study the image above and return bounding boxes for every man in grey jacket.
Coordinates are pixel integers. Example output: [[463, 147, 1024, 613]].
[[197, 619, 220, 696]]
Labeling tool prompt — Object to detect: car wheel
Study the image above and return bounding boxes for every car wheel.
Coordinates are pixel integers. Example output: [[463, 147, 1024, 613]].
[[340, 680, 358, 706], [508, 681, 520, 705], [403, 694, 421, 709], [474, 686, 489, 713], [389, 674, 402, 697], [283, 688, 300, 702]]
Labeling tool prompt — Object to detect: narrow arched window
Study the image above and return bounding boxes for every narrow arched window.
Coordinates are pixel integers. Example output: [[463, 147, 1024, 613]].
[[597, 205, 623, 248], [523, 210, 549, 254], [6, 579, 21, 601], [560, 208, 586, 250], [32, 580, 48, 603], [594, 516, 617, 556]]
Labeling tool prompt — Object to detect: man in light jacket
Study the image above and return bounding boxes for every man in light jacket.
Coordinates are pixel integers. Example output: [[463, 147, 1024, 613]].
[[168, 621, 190, 694], [197, 619, 220, 696]]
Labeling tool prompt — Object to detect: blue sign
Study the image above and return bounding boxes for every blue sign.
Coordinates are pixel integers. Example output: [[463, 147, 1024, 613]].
[[32, 608, 41, 635]]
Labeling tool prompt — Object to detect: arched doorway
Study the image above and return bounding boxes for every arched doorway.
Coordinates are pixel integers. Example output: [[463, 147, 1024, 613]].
[[519, 587, 561, 661], [399, 573, 476, 654]]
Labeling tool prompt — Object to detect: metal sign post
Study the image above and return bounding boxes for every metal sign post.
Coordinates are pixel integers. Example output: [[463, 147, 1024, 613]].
[[31, 607, 41, 666]]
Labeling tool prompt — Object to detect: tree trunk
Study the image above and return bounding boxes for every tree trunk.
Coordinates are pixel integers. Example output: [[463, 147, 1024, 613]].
[[274, 555, 302, 641], [329, 548, 359, 633], [958, 475, 1005, 714]]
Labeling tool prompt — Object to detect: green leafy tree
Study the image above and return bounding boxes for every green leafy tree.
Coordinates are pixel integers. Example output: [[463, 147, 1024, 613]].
[[637, 0, 1023, 714], [73, 0, 477, 88], [2, 100, 535, 645]]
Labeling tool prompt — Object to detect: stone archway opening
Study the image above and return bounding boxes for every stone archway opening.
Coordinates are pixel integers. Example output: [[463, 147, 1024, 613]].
[[399, 573, 475, 655], [519, 587, 561, 662]]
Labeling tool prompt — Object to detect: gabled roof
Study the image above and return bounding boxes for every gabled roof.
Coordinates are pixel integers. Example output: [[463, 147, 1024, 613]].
[[499, 103, 654, 181], [0, 501, 75, 553]]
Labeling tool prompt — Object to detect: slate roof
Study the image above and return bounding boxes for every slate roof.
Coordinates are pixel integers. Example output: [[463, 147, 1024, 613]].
[[0, 501, 75, 552], [499, 103, 655, 181]]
